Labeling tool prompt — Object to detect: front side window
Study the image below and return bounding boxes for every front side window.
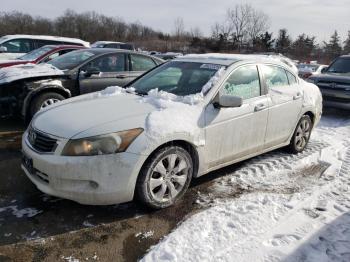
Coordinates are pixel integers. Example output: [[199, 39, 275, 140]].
[[1, 39, 32, 53], [130, 55, 156, 71], [48, 50, 95, 70], [261, 65, 289, 88], [222, 65, 261, 100], [131, 61, 221, 96], [85, 53, 125, 72]]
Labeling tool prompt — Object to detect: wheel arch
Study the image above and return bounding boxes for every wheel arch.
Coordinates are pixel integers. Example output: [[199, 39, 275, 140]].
[[141, 139, 200, 179], [23, 85, 71, 121]]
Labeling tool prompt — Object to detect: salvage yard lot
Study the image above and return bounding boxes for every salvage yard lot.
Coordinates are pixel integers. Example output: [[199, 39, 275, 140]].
[[0, 108, 349, 261]]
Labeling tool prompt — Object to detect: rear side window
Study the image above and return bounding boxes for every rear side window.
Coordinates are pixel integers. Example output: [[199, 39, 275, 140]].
[[1, 39, 32, 53], [261, 65, 289, 88], [222, 65, 261, 100], [130, 55, 156, 71], [286, 71, 297, 85]]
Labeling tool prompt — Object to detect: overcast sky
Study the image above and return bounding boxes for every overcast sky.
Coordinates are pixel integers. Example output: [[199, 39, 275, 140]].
[[2, 0, 350, 43]]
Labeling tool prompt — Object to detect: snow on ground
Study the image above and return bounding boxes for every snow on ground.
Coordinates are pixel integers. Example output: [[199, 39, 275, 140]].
[[142, 113, 350, 262], [0, 63, 64, 84]]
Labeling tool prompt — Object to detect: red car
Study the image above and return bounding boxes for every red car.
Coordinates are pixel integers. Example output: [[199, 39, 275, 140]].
[[0, 45, 86, 68]]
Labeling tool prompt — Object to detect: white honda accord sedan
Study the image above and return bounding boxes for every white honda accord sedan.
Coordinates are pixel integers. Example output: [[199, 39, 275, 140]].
[[21, 54, 322, 208]]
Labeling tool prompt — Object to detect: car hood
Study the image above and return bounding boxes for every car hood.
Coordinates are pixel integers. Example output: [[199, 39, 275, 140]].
[[0, 63, 64, 85], [32, 92, 156, 139], [310, 73, 350, 83]]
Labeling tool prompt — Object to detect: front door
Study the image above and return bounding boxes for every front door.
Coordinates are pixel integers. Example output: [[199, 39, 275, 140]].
[[78, 53, 130, 94], [260, 65, 303, 149], [204, 64, 269, 168]]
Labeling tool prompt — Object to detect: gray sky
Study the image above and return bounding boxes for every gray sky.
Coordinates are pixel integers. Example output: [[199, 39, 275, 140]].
[[2, 0, 350, 43]]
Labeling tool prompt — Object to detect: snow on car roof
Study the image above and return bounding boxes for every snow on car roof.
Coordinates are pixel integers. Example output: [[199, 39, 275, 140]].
[[0, 35, 90, 47], [92, 41, 126, 45], [176, 53, 298, 72]]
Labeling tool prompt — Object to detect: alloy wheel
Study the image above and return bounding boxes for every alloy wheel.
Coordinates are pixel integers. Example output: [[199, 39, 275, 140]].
[[294, 118, 311, 151], [149, 153, 189, 202]]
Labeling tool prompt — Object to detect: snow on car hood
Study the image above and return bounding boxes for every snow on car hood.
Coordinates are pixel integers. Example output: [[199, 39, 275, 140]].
[[0, 63, 64, 84], [32, 86, 206, 144], [32, 90, 155, 139]]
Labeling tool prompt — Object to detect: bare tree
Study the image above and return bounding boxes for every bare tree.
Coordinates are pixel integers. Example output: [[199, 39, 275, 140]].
[[247, 9, 269, 43], [173, 17, 185, 40]]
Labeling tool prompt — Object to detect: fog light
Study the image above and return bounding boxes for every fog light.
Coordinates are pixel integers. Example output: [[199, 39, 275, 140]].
[[89, 181, 99, 189]]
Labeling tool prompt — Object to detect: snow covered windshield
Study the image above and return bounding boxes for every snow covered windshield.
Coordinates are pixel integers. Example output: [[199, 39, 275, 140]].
[[131, 61, 223, 96], [18, 46, 55, 61], [47, 50, 95, 70]]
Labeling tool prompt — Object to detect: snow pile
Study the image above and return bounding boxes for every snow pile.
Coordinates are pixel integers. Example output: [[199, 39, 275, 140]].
[[0, 63, 64, 84], [92, 86, 135, 98], [142, 115, 350, 262], [141, 89, 204, 145], [201, 67, 226, 94]]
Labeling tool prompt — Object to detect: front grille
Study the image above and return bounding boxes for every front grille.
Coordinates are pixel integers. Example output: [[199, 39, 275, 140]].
[[317, 80, 350, 91], [323, 96, 350, 103], [28, 128, 58, 153]]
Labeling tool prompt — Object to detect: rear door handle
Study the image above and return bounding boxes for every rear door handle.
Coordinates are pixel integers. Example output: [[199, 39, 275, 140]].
[[254, 103, 268, 112], [116, 74, 128, 79], [293, 92, 302, 100]]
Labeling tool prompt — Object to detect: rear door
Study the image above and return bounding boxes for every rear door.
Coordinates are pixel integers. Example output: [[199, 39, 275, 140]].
[[78, 53, 129, 94], [261, 65, 303, 149], [204, 64, 269, 168]]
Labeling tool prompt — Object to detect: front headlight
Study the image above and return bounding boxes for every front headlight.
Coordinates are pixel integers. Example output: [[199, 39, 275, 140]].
[[62, 128, 143, 156]]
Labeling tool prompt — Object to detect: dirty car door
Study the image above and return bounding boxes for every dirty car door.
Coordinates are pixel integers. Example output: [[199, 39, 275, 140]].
[[78, 53, 129, 94], [261, 65, 303, 149], [204, 65, 269, 168]]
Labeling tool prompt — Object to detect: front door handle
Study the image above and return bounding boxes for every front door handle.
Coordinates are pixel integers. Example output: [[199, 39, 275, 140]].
[[116, 74, 128, 79], [254, 103, 268, 112], [293, 92, 302, 100]]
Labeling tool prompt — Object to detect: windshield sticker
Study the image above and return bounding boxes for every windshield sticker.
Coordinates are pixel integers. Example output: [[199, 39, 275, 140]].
[[200, 64, 223, 70]]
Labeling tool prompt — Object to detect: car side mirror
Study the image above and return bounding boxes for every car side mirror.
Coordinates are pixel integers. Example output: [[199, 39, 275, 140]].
[[321, 67, 328, 74], [83, 67, 100, 77], [213, 94, 243, 108], [0, 46, 7, 53]]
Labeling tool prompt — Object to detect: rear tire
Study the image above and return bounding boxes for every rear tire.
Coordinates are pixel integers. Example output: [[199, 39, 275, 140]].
[[29, 92, 65, 119], [136, 146, 193, 209], [287, 115, 312, 154]]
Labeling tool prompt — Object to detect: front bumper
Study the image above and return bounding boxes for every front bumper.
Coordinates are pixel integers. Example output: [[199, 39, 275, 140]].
[[22, 133, 148, 205], [319, 89, 350, 110]]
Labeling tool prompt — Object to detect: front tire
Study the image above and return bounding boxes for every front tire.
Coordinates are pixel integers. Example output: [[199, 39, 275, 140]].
[[136, 146, 193, 209], [29, 92, 65, 119], [288, 115, 312, 154]]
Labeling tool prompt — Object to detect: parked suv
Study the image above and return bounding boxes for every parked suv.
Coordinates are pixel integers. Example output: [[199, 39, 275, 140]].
[[0, 48, 163, 121], [0, 35, 89, 60], [308, 55, 350, 110]]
